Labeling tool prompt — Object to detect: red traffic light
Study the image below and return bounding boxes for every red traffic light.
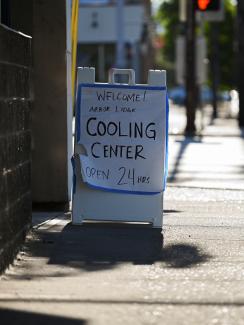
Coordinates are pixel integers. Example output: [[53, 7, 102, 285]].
[[195, 0, 220, 11], [198, 0, 210, 10]]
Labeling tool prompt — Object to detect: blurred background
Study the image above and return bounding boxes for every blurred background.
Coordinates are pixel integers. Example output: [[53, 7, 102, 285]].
[[73, 0, 241, 135], [76, 0, 155, 84]]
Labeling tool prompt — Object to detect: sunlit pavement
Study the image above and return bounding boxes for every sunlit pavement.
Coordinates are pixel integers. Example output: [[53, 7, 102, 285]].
[[0, 102, 244, 324], [168, 102, 244, 190], [168, 135, 244, 190]]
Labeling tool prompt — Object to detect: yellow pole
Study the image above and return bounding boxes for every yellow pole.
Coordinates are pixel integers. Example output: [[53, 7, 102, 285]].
[[71, 0, 76, 38], [71, 0, 79, 110]]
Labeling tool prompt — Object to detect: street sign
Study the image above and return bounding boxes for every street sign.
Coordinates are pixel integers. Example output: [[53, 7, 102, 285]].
[[72, 68, 168, 228]]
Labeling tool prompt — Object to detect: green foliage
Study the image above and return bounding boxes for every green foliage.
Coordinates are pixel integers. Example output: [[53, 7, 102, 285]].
[[156, 0, 179, 63], [155, 0, 237, 89], [155, 0, 179, 86], [206, 0, 237, 89]]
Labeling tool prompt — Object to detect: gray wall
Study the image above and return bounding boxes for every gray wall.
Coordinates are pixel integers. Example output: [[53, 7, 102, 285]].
[[32, 0, 71, 204], [0, 24, 32, 273]]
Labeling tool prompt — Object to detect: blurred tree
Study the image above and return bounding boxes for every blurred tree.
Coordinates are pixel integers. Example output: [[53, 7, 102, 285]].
[[206, 0, 236, 90], [155, 0, 237, 90], [155, 0, 179, 87]]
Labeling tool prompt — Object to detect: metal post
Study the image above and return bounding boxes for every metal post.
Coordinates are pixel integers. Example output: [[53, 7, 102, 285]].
[[185, 0, 197, 135], [116, 0, 125, 69], [98, 44, 105, 82], [211, 23, 220, 120], [238, 0, 244, 127], [198, 15, 205, 130]]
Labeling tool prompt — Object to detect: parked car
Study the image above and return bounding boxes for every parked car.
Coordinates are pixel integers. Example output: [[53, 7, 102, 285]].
[[168, 86, 185, 105], [168, 86, 231, 105]]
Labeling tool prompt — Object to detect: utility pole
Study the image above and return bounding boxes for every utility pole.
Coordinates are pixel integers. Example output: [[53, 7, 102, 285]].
[[211, 23, 220, 120], [238, 0, 244, 127], [185, 0, 197, 135], [116, 0, 125, 69]]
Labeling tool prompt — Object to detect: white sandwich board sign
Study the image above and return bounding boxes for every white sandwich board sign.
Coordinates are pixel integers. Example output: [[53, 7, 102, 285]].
[[72, 68, 168, 228]]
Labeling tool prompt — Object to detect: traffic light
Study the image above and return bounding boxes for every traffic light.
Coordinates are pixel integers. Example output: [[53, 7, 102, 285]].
[[195, 0, 220, 11]]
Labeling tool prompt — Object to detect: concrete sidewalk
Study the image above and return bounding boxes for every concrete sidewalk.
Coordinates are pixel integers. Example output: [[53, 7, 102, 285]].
[[168, 135, 244, 190], [168, 102, 244, 190], [0, 105, 244, 324], [0, 187, 244, 325]]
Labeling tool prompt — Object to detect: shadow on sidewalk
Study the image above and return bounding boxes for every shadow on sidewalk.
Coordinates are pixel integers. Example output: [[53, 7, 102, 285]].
[[0, 308, 86, 324], [40, 222, 211, 271], [168, 137, 203, 184]]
